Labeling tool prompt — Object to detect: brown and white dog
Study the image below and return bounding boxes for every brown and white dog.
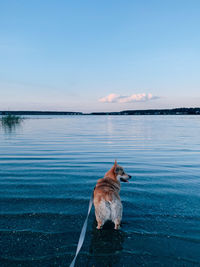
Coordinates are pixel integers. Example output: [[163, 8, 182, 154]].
[[93, 160, 131, 230]]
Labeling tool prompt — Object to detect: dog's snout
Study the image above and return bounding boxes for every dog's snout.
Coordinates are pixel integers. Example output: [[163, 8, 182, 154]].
[[128, 175, 132, 179]]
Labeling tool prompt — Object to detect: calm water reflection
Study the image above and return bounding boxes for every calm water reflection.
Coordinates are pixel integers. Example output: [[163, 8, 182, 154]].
[[88, 220, 125, 266], [0, 116, 24, 134], [0, 115, 200, 266]]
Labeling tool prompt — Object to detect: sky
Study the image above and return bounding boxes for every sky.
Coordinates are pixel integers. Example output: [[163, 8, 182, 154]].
[[0, 0, 200, 112]]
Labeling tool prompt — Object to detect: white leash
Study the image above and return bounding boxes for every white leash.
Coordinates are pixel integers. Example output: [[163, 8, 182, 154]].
[[69, 190, 94, 267]]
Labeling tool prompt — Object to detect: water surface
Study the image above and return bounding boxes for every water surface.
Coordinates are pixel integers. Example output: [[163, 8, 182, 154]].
[[0, 115, 200, 266]]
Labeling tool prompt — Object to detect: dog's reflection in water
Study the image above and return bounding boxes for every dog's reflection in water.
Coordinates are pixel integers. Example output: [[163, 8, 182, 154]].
[[88, 219, 125, 267]]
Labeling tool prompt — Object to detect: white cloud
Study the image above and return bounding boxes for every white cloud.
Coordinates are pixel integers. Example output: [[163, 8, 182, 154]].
[[99, 93, 121, 103], [99, 93, 159, 103]]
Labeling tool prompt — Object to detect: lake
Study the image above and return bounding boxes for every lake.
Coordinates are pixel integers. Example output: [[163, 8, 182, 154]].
[[0, 115, 200, 266]]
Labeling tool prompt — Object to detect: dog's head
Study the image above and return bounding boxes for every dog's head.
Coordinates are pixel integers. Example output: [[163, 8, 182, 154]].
[[114, 160, 131, 183]]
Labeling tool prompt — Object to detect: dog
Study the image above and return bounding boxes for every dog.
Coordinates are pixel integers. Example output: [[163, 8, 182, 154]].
[[93, 160, 131, 230]]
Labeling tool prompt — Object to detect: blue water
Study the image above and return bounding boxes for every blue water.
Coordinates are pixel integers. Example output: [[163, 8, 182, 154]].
[[0, 115, 200, 266]]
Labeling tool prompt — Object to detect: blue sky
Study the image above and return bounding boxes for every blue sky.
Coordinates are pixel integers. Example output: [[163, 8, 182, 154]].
[[0, 0, 200, 112]]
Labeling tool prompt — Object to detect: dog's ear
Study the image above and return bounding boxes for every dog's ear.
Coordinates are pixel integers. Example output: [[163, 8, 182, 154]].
[[113, 160, 117, 171]]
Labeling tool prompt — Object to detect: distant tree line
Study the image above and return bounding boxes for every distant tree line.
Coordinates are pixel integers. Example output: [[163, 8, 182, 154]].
[[89, 108, 200, 115], [0, 111, 82, 115], [0, 108, 200, 116]]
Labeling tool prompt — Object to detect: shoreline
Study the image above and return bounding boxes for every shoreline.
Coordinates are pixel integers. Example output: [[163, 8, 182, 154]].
[[0, 107, 200, 116]]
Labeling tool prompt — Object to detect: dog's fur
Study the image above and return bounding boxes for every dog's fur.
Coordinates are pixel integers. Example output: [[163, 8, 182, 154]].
[[93, 160, 131, 230]]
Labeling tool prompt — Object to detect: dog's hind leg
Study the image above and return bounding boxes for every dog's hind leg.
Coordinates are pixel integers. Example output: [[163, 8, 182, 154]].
[[96, 220, 103, 229], [94, 200, 110, 229], [111, 199, 122, 230], [114, 219, 121, 230]]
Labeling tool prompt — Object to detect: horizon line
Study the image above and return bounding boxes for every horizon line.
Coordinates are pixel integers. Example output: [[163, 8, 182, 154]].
[[1, 107, 200, 115]]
